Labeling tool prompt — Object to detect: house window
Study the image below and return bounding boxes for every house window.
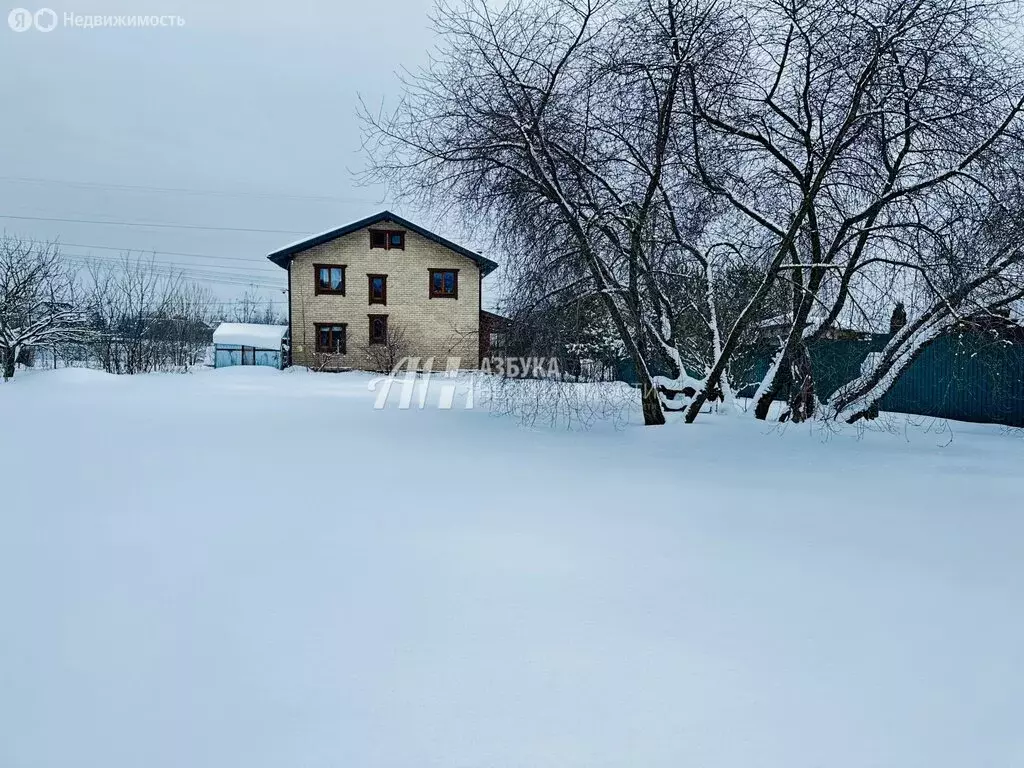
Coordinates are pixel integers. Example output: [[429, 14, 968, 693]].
[[315, 323, 347, 354], [368, 314, 388, 345], [314, 264, 346, 295], [370, 229, 405, 250], [368, 274, 387, 305], [429, 268, 458, 298]]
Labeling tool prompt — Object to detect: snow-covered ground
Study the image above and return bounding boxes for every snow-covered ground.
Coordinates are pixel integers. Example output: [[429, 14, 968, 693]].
[[1, 367, 1022, 768]]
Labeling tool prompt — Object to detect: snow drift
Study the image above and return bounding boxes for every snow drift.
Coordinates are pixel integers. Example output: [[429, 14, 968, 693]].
[[1, 368, 1021, 768]]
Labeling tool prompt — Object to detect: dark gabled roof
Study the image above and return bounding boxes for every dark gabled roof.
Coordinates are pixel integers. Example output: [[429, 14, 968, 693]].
[[266, 210, 499, 276], [480, 309, 510, 327]]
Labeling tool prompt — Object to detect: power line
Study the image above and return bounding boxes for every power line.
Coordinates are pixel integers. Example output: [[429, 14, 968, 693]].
[[61, 261, 282, 286], [121, 299, 290, 306], [0, 175, 381, 205], [188, 299, 289, 306], [60, 248, 281, 275], [61, 254, 286, 289], [0, 213, 311, 236], [54, 239, 289, 288], [57, 244, 282, 274]]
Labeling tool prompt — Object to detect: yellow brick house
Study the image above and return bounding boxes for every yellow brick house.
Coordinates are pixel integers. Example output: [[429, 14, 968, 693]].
[[267, 211, 499, 371]]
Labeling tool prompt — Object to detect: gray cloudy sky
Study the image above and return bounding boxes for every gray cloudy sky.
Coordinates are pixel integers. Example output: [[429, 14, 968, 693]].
[[0, 0, 490, 311]]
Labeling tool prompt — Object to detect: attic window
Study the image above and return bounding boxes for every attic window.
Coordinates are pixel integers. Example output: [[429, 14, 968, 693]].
[[370, 229, 405, 250]]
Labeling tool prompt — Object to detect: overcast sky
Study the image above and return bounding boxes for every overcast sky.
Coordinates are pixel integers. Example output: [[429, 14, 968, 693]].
[[0, 0, 493, 312]]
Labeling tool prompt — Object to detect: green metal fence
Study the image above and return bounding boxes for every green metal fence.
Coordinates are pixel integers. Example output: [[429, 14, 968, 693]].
[[617, 332, 1024, 427], [880, 333, 1024, 427]]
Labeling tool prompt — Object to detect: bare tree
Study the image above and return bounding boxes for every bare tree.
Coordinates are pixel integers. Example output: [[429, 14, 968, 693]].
[[363, 0, 1024, 427], [83, 254, 214, 374], [361, 0, 743, 425], [825, 196, 1024, 422], [229, 285, 284, 325], [0, 236, 88, 380], [361, 321, 411, 373], [680, 0, 1024, 423], [164, 281, 217, 369]]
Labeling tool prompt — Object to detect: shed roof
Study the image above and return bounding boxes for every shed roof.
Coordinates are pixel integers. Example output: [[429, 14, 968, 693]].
[[213, 323, 288, 348], [265, 210, 499, 276]]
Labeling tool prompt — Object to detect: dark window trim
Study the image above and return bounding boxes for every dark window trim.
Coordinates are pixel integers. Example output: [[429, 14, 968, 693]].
[[369, 229, 405, 250], [314, 323, 347, 354], [313, 263, 347, 296], [368, 314, 388, 345], [367, 273, 388, 305], [429, 268, 459, 299]]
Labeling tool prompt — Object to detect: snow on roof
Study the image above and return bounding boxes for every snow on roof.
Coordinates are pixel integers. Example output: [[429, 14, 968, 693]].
[[752, 313, 828, 329], [265, 210, 499, 275], [213, 323, 288, 348]]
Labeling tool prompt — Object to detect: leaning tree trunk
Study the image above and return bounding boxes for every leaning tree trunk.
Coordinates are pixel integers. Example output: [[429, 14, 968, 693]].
[[639, 375, 667, 426], [753, 356, 789, 420], [827, 319, 952, 423], [753, 342, 816, 422], [783, 342, 816, 422], [2, 348, 16, 381]]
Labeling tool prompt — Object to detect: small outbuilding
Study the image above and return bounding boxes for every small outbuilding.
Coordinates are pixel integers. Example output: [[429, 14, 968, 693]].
[[213, 323, 288, 370]]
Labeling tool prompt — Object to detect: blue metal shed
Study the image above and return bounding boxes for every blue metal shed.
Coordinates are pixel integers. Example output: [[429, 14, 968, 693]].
[[212, 323, 288, 370]]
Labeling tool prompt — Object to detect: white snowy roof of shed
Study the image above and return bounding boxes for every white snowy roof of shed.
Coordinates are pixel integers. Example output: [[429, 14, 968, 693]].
[[213, 323, 288, 348]]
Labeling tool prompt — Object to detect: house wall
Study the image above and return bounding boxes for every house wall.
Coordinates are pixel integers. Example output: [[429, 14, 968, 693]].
[[288, 220, 481, 371]]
